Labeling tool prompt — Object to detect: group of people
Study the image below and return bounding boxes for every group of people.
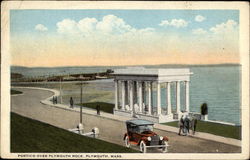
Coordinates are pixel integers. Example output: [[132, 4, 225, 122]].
[[178, 114, 197, 136], [52, 96, 58, 104], [69, 97, 101, 115]]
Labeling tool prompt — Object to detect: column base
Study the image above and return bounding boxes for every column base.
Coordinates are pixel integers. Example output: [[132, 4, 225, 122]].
[[125, 105, 130, 111], [201, 115, 208, 121], [114, 109, 175, 123], [146, 110, 152, 116], [159, 114, 174, 123]]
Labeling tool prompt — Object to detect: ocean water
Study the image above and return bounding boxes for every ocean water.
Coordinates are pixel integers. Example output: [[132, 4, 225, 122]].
[[189, 66, 241, 125], [158, 66, 241, 125], [11, 65, 241, 125], [119, 65, 241, 125]]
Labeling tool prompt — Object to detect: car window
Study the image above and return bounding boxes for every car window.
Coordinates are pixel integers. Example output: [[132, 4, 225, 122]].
[[127, 124, 138, 133], [138, 125, 153, 133], [128, 125, 140, 134]]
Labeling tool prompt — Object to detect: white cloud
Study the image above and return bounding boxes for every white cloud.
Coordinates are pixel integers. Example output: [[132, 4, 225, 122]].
[[137, 27, 155, 34], [192, 28, 207, 35], [56, 15, 154, 37], [210, 19, 238, 34], [159, 19, 188, 28], [57, 19, 78, 34], [195, 15, 206, 22], [96, 15, 134, 34], [192, 19, 238, 36], [77, 17, 98, 34], [35, 24, 48, 31]]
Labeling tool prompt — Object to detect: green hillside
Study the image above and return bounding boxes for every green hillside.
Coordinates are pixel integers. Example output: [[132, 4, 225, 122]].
[[11, 112, 138, 153]]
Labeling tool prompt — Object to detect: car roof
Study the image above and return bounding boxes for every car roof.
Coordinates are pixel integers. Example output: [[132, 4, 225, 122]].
[[126, 119, 154, 126]]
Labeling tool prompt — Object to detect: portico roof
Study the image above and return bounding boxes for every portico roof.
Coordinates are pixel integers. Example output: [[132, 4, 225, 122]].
[[126, 119, 154, 126], [112, 67, 193, 82]]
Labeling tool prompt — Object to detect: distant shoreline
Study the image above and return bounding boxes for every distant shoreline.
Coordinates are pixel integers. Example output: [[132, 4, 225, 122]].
[[11, 63, 241, 69]]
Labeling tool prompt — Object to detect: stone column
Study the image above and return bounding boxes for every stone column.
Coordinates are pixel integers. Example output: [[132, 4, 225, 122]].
[[138, 81, 143, 113], [167, 82, 172, 115], [148, 81, 152, 115], [157, 82, 162, 115], [176, 81, 181, 114], [142, 81, 145, 113], [129, 81, 134, 111], [125, 81, 128, 106], [133, 81, 137, 104], [114, 80, 119, 110], [185, 81, 190, 112], [121, 81, 125, 110]]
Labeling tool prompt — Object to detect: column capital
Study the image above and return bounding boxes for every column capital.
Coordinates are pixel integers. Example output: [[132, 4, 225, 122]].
[[157, 81, 162, 84], [147, 81, 153, 85]]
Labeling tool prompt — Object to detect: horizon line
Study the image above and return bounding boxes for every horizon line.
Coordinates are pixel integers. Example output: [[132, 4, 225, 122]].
[[11, 63, 241, 68]]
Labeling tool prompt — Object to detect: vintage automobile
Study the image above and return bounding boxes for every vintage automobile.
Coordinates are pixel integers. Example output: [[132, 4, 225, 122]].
[[124, 119, 169, 153]]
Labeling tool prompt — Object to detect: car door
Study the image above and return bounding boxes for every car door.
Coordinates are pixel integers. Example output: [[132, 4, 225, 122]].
[[133, 126, 143, 144]]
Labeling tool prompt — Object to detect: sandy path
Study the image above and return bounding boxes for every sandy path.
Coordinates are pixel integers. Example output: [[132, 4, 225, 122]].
[[11, 88, 241, 153]]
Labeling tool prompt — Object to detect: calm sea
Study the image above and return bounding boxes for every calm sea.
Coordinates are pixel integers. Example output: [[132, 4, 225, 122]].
[[181, 65, 241, 125], [11, 65, 241, 125]]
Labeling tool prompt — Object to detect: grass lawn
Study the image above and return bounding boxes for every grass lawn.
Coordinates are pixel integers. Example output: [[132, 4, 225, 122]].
[[163, 120, 241, 140], [11, 112, 138, 153], [11, 89, 23, 95], [79, 102, 114, 114]]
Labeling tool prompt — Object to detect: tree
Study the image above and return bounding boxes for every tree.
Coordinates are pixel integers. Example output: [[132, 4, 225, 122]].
[[11, 73, 23, 79], [106, 69, 114, 73], [200, 103, 208, 115]]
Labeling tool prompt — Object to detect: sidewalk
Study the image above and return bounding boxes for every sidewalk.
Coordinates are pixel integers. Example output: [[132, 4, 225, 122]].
[[19, 87, 241, 147]]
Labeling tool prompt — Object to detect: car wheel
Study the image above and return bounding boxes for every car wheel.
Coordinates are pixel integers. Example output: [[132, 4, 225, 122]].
[[139, 141, 146, 153], [162, 141, 168, 153], [124, 136, 130, 148]]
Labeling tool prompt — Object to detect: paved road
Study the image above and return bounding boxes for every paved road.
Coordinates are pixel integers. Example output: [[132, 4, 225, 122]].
[[11, 88, 241, 153]]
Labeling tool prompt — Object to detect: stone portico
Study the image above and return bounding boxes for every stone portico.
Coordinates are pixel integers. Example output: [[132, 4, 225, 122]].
[[112, 67, 193, 123]]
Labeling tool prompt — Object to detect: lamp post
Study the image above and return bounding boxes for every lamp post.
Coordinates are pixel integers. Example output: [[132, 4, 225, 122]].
[[74, 80, 86, 134], [60, 77, 63, 104], [80, 82, 83, 124], [59, 70, 66, 104], [76, 81, 86, 124]]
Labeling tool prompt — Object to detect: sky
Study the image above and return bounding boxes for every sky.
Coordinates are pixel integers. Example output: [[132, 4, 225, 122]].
[[10, 10, 239, 67]]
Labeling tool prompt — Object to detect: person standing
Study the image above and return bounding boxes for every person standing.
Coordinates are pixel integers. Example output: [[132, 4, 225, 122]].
[[52, 96, 55, 104], [178, 115, 184, 135], [70, 97, 74, 108], [55, 96, 57, 104], [96, 105, 100, 115], [192, 116, 198, 135], [184, 115, 190, 135]]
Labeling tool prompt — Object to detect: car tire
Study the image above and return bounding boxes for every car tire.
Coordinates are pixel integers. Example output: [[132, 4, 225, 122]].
[[139, 141, 146, 153], [124, 136, 130, 148], [162, 141, 168, 153]]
